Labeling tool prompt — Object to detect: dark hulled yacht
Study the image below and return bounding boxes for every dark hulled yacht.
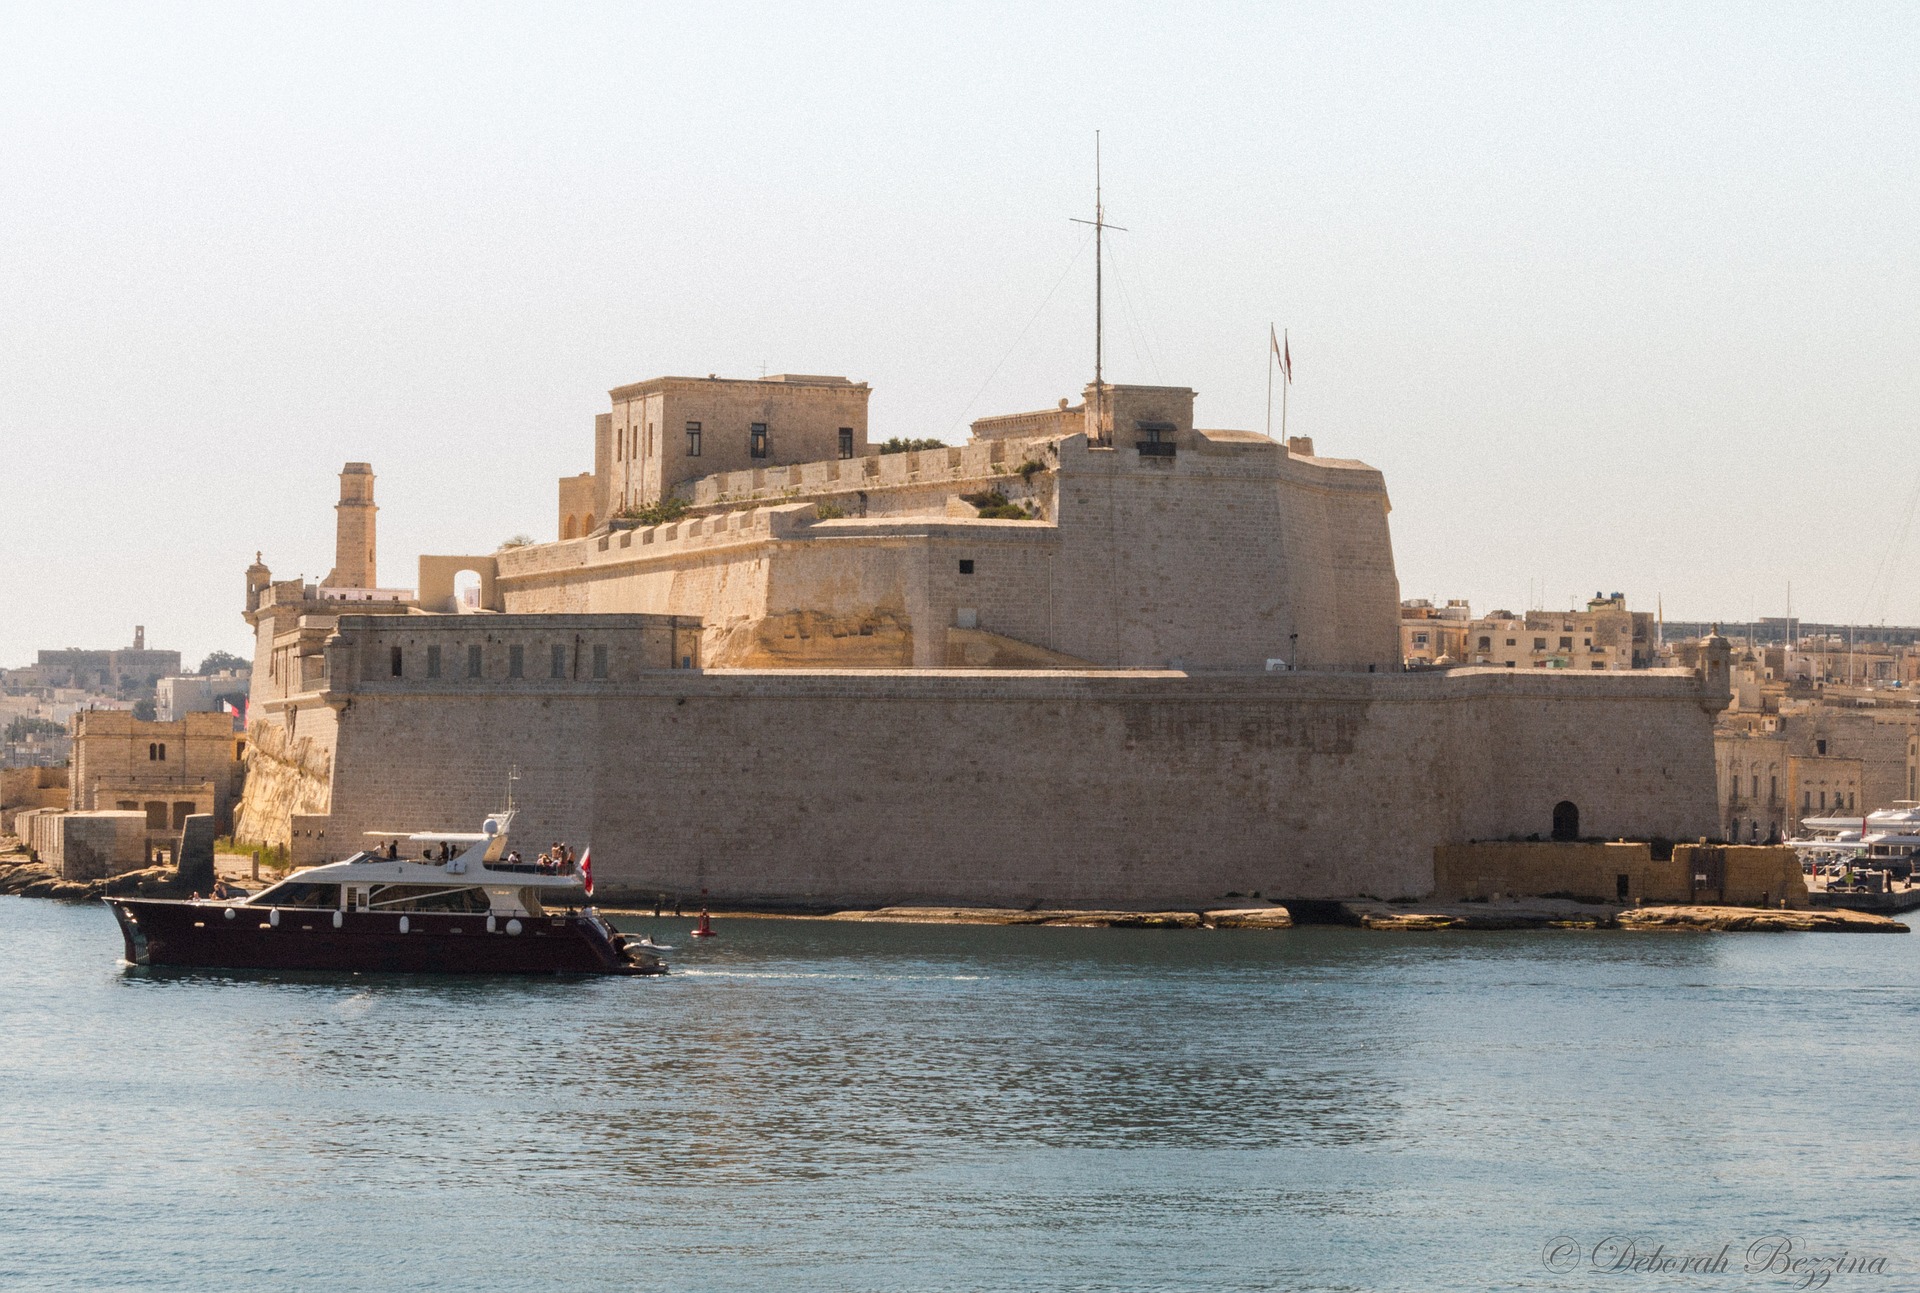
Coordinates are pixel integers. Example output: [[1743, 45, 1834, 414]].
[[104, 811, 663, 976]]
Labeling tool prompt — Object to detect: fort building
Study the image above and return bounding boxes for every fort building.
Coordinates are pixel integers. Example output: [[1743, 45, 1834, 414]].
[[230, 367, 1730, 907]]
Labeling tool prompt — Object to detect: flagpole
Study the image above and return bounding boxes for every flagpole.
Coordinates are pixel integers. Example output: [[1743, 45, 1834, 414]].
[[1281, 328, 1289, 441], [1265, 325, 1274, 439]]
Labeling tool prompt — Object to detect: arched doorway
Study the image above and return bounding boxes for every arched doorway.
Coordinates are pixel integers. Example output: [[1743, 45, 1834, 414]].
[[1551, 801, 1580, 841]]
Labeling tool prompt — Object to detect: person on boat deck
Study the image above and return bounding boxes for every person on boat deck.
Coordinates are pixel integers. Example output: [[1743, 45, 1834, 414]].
[[561, 843, 575, 873], [506, 849, 522, 866], [385, 839, 399, 860], [211, 878, 233, 901]]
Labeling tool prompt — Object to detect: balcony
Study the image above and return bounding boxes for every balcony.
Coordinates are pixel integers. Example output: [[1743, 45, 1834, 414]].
[[1136, 441, 1176, 458]]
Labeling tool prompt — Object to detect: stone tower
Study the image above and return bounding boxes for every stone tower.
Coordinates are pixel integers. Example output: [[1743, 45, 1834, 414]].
[[322, 462, 377, 589]]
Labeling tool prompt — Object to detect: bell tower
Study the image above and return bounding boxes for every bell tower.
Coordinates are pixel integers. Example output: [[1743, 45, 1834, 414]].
[[322, 462, 377, 589]]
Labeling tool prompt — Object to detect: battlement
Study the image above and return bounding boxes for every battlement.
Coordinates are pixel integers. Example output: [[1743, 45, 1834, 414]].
[[685, 436, 1050, 510]]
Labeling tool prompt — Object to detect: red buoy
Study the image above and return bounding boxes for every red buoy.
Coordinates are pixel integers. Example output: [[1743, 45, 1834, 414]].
[[691, 907, 716, 938]]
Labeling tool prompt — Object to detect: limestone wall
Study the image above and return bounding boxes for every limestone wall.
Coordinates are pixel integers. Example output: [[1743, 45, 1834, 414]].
[[232, 714, 334, 849], [27, 811, 150, 880], [0, 766, 69, 833], [294, 666, 1719, 905], [493, 427, 1402, 673], [1435, 841, 1808, 907]]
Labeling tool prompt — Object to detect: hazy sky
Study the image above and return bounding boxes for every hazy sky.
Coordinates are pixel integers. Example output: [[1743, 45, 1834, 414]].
[[3, 3, 1916, 670]]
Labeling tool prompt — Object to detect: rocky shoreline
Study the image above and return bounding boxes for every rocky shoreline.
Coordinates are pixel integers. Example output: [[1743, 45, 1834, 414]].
[[6, 848, 1903, 934], [0, 857, 194, 903]]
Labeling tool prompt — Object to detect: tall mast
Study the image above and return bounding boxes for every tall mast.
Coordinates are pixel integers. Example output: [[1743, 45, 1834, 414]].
[[1095, 131, 1103, 414], [1070, 131, 1124, 443]]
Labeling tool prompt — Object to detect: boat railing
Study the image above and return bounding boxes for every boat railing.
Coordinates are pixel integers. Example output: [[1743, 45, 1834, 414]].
[[482, 862, 580, 877]]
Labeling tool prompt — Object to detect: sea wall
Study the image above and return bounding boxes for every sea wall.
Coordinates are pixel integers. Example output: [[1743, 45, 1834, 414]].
[[284, 665, 1720, 906], [1435, 841, 1807, 907]]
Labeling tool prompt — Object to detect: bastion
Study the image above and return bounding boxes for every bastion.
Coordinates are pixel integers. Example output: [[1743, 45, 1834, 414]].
[[233, 372, 1728, 906]]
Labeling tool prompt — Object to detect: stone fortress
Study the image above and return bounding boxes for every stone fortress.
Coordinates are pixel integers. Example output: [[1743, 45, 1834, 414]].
[[235, 370, 1729, 908]]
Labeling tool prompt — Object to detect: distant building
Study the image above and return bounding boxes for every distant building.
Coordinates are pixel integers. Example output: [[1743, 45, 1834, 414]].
[[156, 671, 251, 722], [1400, 598, 1472, 666], [1, 627, 181, 698], [1406, 592, 1654, 671], [70, 710, 247, 839]]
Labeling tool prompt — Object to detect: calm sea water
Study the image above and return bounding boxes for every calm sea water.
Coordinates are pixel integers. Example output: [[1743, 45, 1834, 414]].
[[1, 898, 1915, 1293]]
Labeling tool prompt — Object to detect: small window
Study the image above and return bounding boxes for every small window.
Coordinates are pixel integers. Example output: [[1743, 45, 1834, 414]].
[[1412, 632, 1429, 647], [468, 645, 483, 678], [750, 423, 769, 458], [1816, 739, 1828, 755], [838, 427, 854, 459], [390, 646, 403, 677], [1506, 638, 1516, 647], [426, 645, 441, 679], [958, 559, 975, 575], [1559, 636, 1573, 650], [551, 644, 567, 679], [686, 421, 702, 456], [508, 645, 524, 679], [1533, 637, 1547, 650], [1478, 636, 1491, 650], [592, 644, 608, 679]]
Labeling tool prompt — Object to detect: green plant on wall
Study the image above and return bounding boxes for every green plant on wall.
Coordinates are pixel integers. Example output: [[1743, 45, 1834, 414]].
[[960, 489, 1034, 521], [618, 496, 691, 526], [880, 437, 946, 454]]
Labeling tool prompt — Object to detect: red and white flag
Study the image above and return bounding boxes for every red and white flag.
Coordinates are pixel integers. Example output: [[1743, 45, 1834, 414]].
[[579, 847, 593, 898], [1272, 326, 1292, 384]]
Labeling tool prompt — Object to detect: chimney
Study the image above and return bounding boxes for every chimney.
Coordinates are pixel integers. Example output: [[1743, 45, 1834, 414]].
[[133, 626, 145, 651]]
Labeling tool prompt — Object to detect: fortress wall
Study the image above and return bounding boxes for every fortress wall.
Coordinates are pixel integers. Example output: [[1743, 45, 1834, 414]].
[[1044, 438, 1400, 671], [307, 668, 1718, 906]]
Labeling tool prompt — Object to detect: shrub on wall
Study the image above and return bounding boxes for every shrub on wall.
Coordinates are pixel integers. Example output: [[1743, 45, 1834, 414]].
[[617, 496, 691, 526], [960, 489, 1034, 521], [880, 437, 946, 454]]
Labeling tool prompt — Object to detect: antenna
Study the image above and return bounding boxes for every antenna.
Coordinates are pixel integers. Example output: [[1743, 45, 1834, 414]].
[[506, 763, 519, 812], [1070, 131, 1126, 443]]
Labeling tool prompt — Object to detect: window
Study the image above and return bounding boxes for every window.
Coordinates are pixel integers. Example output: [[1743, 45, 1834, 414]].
[[551, 644, 567, 679], [426, 645, 441, 679], [958, 559, 975, 575], [1816, 739, 1828, 755], [390, 646, 403, 677], [148, 742, 167, 762], [1770, 774, 1778, 802], [1413, 632, 1429, 647], [508, 645, 524, 679], [1591, 661, 1605, 669], [1478, 636, 1491, 650], [1506, 638, 1516, 647], [1505, 661, 1516, 669], [1804, 790, 1811, 810], [838, 427, 854, 459], [468, 645, 483, 678], [686, 421, 702, 456], [593, 644, 608, 679], [1559, 636, 1573, 650], [750, 423, 769, 458], [1533, 637, 1547, 650], [1819, 791, 1827, 809], [1752, 775, 1760, 799]]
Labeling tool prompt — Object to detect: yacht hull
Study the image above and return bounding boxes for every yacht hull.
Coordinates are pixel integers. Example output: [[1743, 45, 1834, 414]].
[[104, 898, 663, 975]]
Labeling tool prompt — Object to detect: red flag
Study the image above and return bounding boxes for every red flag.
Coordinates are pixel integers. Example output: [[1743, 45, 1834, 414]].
[[1270, 326, 1293, 384], [580, 847, 593, 898]]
